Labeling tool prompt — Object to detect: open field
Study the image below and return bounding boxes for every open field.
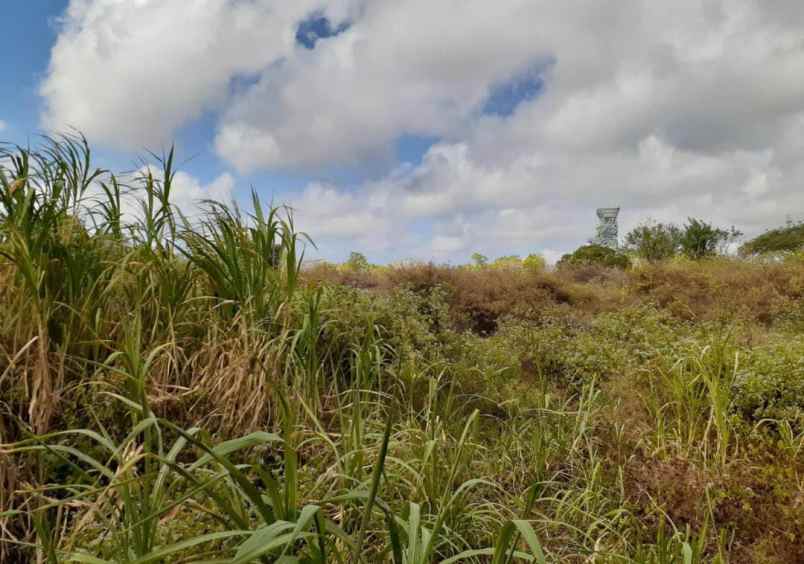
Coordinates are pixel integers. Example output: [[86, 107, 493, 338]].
[[1, 137, 803, 562]]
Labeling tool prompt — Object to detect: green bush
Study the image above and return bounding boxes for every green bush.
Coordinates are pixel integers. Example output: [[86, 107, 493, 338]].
[[491, 255, 522, 269], [470, 251, 488, 267], [624, 221, 682, 261], [523, 253, 546, 272], [732, 337, 804, 431], [345, 250, 371, 272], [740, 221, 804, 256], [557, 244, 631, 269], [679, 217, 742, 259]]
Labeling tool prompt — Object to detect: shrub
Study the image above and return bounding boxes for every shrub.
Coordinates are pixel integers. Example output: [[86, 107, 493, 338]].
[[491, 255, 522, 269], [679, 217, 742, 259], [445, 266, 575, 333], [496, 317, 629, 391], [624, 221, 682, 261], [470, 252, 488, 267], [627, 258, 803, 324], [557, 244, 631, 269], [732, 336, 804, 431], [740, 221, 804, 256], [523, 253, 546, 272], [345, 250, 371, 272]]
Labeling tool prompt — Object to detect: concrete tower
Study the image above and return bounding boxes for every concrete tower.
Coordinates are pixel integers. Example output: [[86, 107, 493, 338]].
[[595, 207, 620, 249]]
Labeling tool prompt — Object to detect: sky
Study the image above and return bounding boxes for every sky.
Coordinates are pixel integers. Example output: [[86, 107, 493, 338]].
[[2, 0, 804, 264]]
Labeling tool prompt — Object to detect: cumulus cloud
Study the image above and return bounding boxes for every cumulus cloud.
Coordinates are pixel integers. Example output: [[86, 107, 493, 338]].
[[215, 1, 553, 170], [42, 0, 804, 261], [167, 170, 235, 219], [41, 0, 327, 148], [289, 133, 804, 262]]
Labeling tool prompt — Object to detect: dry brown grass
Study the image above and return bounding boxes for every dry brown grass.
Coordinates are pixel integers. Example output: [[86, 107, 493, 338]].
[[306, 262, 588, 334], [626, 258, 804, 324]]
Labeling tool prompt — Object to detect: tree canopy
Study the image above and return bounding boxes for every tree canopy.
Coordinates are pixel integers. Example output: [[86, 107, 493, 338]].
[[739, 221, 804, 256]]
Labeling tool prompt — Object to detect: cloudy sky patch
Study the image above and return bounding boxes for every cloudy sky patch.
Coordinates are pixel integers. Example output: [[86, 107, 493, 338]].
[[1, 0, 803, 263]]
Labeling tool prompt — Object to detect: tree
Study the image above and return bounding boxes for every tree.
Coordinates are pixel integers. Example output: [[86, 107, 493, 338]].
[[523, 253, 546, 272], [557, 244, 631, 269], [624, 221, 681, 261], [471, 252, 488, 267], [739, 220, 804, 256], [679, 218, 742, 259], [346, 251, 370, 272]]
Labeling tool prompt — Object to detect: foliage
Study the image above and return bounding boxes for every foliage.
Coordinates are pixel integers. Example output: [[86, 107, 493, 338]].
[[739, 220, 804, 256], [557, 243, 631, 269], [522, 253, 546, 272], [627, 257, 804, 324], [1, 136, 802, 563], [181, 194, 305, 322], [345, 250, 371, 272], [491, 255, 522, 269], [732, 336, 804, 431], [470, 252, 488, 267], [626, 218, 743, 262], [625, 221, 682, 261], [679, 217, 742, 259]]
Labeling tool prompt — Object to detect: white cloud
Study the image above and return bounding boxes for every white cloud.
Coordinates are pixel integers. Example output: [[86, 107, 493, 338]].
[[290, 133, 804, 262], [169, 170, 235, 219], [104, 168, 235, 225], [287, 182, 401, 256], [42, 0, 804, 262], [41, 0, 325, 148], [215, 1, 552, 171]]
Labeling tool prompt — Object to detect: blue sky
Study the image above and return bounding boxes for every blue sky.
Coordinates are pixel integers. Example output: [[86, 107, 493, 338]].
[[1, 3, 486, 244], [1, 2, 67, 141], [3, 1, 803, 263], [2, 3, 322, 203]]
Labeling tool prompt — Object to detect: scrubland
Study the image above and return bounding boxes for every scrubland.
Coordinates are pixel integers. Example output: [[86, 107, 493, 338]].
[[1, 137, 802, 563]]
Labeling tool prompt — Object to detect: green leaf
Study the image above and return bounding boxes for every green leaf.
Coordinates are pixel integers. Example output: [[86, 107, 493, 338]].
[[235, 521, 296, 560], [127, 530, 248, 564]]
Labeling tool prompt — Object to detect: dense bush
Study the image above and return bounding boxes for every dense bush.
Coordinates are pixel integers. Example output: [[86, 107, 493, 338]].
[[345, 250, 371, 271], [627, 258, 804, 323], [523, 252, 546, 272], [625, 218, 742, 261], [740, 220, 804, 256], [557, 243, 631, 269], [625, 221, 682, 261], [732, 336, 804, 430], [678, 217, 742, 259]]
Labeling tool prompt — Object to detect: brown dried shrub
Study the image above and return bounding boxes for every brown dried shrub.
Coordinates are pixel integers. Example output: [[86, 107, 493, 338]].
[[303, 261, 381, 289], [305, 257, 804, 332], [307, 262, 589, 334], [626, 258, 804, 324], [624, 449, 804, 564]]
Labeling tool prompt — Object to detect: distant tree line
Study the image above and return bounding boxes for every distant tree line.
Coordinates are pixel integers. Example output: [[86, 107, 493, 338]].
[[625, 218, 742, 261], [342, 217, 801, 272]]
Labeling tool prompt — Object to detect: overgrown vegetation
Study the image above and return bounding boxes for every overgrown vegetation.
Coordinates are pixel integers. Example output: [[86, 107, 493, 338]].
[[740, 220, 804, 257], [1, 136, 802, 563], [625, 219, 743, 262], [557, 244, 631, 270]]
